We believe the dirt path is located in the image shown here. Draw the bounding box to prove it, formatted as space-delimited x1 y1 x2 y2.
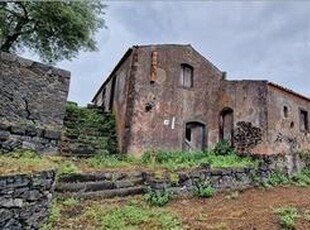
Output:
168 186 310 230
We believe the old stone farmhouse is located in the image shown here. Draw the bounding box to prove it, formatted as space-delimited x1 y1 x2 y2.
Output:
92 44 310 156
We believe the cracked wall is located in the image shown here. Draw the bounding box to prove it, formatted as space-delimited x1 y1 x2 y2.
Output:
0 52 70 153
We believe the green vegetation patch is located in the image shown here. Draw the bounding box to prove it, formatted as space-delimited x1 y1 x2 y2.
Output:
141 149 258 171
44 198 181 230
63 102 118 155
264 169 310 188
0 150 57 175
100 202 180 229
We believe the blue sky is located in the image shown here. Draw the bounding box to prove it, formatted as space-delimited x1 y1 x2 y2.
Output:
39 1 310 105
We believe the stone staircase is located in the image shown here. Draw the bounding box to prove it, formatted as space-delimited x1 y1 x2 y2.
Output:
55 171 146 198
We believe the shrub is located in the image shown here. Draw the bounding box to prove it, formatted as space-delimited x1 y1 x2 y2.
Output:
194 184 215 198
265 171 290 187
212 140 236 156
291 169 310 187
145 188 171 207
274 206 300 230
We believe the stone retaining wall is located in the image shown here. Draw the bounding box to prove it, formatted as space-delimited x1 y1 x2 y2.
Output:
0 170 56 229
0 52 70 153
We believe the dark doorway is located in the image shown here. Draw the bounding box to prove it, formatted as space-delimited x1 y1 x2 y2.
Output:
184 122 206 151
219 107 234 145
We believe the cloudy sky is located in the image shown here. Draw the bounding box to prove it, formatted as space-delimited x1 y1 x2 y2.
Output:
52 1 310 105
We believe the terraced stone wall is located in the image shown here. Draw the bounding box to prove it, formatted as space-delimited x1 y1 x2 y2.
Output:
0 170 56 229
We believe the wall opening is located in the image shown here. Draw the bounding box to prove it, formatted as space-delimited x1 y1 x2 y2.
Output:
184 121 206 151
109 76 117 111
180 64 193 88
300 109 309 131
283 106 288 118
219 107 234 145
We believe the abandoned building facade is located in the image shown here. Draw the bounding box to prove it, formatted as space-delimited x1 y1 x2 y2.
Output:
92 44 310 156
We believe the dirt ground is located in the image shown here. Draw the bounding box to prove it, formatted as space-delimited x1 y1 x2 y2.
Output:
56 186 310 230
169 186 310 230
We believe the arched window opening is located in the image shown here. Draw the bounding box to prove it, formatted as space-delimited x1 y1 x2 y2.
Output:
219 107 234 145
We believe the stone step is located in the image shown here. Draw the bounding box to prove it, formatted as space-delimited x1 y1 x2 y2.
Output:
75 186 145 199
57 171 144 183
55 178 144 193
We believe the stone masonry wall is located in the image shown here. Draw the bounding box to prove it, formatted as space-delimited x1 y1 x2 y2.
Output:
0 170 56 229
0 52 70 153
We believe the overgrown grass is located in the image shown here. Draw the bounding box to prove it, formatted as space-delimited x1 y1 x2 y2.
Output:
0 150 57 175
80 200 181 229
264 170 310 188
100 203 180 229
0 143 258 176
141 149 258 171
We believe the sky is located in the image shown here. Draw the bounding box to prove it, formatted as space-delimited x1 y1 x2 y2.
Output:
38 1 310 105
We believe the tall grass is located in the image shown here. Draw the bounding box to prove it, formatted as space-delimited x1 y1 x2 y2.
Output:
141 149 258 171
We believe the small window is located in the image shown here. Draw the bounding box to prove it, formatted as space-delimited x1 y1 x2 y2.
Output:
283 106 288 118
180 64 193 88
300 109 309 131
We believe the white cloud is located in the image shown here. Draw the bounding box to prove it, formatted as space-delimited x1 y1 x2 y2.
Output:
23 1 310 104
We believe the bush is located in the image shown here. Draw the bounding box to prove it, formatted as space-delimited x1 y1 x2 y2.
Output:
274 206 300 230
145 188 171 207
194 184 215 198
212 140 236 156
265 171 290 187
291 169 310 187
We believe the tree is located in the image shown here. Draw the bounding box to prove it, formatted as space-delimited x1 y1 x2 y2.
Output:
0 1 106 63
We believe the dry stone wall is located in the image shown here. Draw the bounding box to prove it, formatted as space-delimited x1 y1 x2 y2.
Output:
0 52 70 153
0 170 56 229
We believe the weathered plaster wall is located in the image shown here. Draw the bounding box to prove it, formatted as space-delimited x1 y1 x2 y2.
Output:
0 170 55 229
126 45 224 156
220 80 269 154
267 85 310 154
0 52 70 153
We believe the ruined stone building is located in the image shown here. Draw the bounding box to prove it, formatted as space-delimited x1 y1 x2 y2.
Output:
92 44 310 156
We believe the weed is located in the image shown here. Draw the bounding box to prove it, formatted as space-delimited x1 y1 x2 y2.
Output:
57 161 80 175
194 185 215 198
61 197 79 207
213 140 236 156
141 149 257 171
41 199 62 230
100 203 181 229
145 188 171 207
265 171 290 187
274 206 300 230
291 169 310 187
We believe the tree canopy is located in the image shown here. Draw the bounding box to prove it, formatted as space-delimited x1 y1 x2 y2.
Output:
0 1 106 63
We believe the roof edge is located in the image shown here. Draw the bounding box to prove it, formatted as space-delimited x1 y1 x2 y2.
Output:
268 82 310 102
91 47 133 103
